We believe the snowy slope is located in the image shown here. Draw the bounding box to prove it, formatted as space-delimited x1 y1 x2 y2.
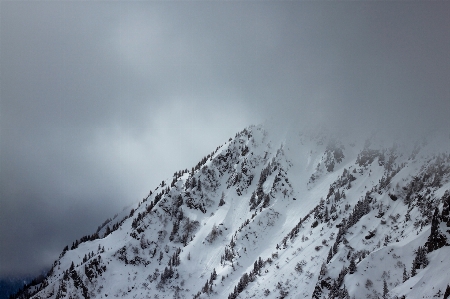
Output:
11 125 450 299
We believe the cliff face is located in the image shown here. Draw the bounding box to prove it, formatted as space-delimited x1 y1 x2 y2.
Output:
13 125 450 299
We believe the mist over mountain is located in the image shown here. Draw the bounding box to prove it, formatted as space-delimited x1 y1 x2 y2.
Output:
10 124 450 299
2 1 450 281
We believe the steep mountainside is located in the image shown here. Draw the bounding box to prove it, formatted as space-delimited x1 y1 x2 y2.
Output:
11 125 450 299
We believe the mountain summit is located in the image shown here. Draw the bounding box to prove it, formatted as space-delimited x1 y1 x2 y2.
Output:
12 125 450 299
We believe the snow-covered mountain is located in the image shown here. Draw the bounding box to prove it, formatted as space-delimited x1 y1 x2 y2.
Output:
11 125 450 299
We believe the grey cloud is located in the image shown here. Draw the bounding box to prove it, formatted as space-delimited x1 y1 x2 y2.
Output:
1 1 449 277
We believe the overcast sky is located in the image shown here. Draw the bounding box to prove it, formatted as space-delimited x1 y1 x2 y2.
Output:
1 1 449 278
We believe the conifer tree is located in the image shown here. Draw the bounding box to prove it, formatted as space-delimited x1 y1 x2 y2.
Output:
441 191 450 225
411 263 417 277
341 285 350 299
411 246 429 276
210 268 217 281
219 192 226 207
324 206 330 222
349 255 356 274
327 248 333 263
333 240 339 255
382 279 388 299
444 284 450 299
426 207 448 252
403 265 409 282
319 262 327 278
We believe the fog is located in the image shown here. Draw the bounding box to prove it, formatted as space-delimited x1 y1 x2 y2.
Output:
1 1 449 277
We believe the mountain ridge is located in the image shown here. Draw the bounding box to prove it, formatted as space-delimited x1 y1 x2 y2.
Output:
10 124 450 299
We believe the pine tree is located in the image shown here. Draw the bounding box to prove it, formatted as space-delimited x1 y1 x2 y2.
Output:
319 262 327 278
411 263 417 277
349 256 356 274
324 206 330 222
341 284 350 299
219 192 226 207
425 207 448 253
402 265 409 282
210 268 217 281
334 190 341 202
442 191 450 225
333 240 339 255
444 284 450 299
262 193 271 208
382 279 388 299
202 280 209 293
415 246 429 268
327 248 333 263
337 266 348 287
197 179 202 191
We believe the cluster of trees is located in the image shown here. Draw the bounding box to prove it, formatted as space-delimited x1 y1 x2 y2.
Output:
193 268 218 298
213 148 238 176
159 265 175 285
326 168 355 200
249 191 270 211
95 217 113 235
200 268 218 294
325 197 371 264
114 246 128 264
324 140 345 172
425 207 448 252
82 247 103 264
318 169 354 220
279 206 317 249
113 245 149 266
421 153 450 188
70 232 100 250
356 142 383 167
248 161 279 210
55 262 90 299
7 274 48 299
410 246 429 277
84 255 106 282
270 168 292 199
227 257 265 299
312 194 375 298
221 237 236 264
200 165 220 193
404 154 450 215
312 267 350 299
185 195 207 213
170 169 189 188
159 249 183 285
185 176 202 191
130 190 165 234
205 224 223 243
188 144 223 179
224 155 254 195
168 248 181 267
346 196 371 229
258 162 275 196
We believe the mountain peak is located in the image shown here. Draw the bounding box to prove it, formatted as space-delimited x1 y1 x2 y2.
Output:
12 125 450 299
